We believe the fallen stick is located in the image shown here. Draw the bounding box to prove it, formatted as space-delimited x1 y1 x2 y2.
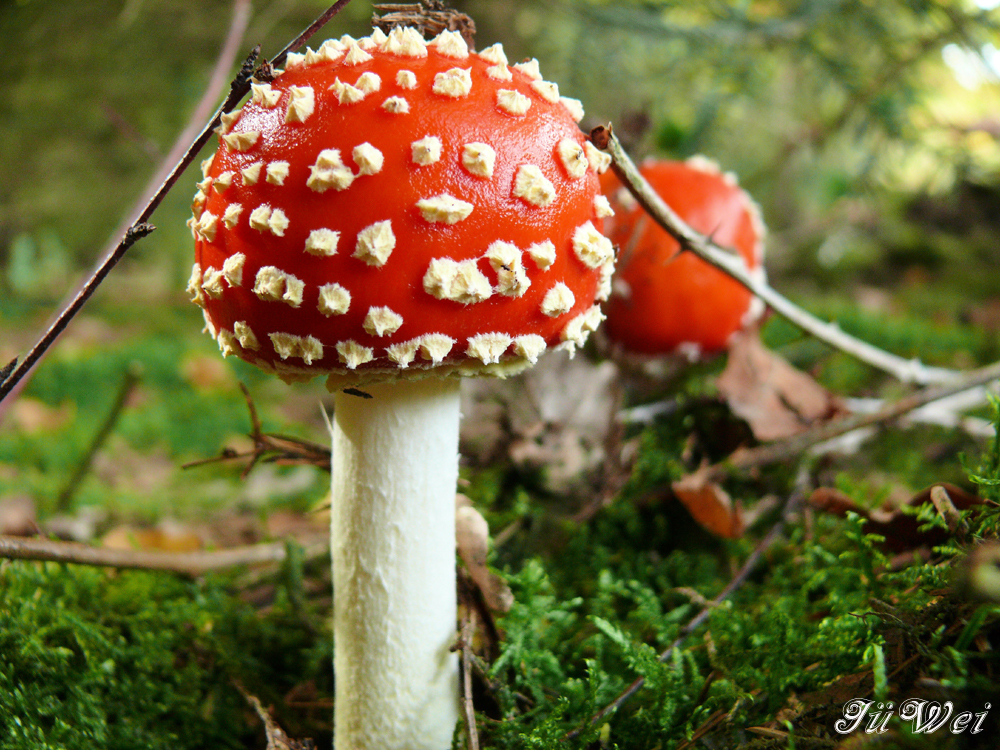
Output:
0 535 327 577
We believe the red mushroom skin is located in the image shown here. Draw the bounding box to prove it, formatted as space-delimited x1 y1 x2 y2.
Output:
601 157 766 358
189 29 614 388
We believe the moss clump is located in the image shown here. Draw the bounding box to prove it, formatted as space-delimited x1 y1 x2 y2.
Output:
0 559 331 749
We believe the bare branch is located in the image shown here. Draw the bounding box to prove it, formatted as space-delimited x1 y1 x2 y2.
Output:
270 0 356 69
593 127 959 386
182 383 331 474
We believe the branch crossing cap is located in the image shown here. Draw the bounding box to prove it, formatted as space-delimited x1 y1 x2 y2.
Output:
601 156 767 360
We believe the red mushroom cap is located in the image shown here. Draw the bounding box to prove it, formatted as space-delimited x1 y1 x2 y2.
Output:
188 28 614 388
601 157 766 359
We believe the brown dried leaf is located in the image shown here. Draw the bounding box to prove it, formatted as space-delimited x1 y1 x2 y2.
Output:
101 521 204 553
671 467 745 539
455 502 513 613
9 398 75 434
0 495 37 536
717 329 845 441
809 482 985 554
461 352 621 496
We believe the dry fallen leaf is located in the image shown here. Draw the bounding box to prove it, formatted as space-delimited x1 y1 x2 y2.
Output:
9 398 75 434
671 467 745 539
461 351 621 496
101 520 204 553
455 498 513 612
717 329 846 441
809 482 985 554
0 495 37 536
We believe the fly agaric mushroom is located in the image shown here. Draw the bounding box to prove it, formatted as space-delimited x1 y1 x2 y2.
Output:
188 27 613 750
601 157 766 360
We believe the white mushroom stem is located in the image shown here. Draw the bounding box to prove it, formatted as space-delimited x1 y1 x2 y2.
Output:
331 376 461 750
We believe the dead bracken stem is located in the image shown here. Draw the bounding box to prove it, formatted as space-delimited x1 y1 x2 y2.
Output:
0 0 357 407
593 125 961 387
460 610 481 750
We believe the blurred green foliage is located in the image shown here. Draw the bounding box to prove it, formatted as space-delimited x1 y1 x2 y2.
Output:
466 0 1000 296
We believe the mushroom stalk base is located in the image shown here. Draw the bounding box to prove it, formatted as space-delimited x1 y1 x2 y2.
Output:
332 377 461 750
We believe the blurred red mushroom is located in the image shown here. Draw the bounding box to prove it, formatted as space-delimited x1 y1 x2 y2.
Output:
188 26 613 749
601 156 766 360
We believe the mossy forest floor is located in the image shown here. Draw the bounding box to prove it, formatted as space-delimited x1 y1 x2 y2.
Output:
1 281 998 750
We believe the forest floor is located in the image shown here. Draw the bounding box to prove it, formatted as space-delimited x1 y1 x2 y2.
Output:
1 272 999 749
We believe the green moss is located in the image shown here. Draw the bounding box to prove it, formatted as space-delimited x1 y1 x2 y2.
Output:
0 557 331 749
470 397 1000 749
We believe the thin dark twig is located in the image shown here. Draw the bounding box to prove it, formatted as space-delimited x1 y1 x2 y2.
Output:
565 476 811 738
0 0 357 406
56 363 143 512
182 382 331 474
270 0 356 69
